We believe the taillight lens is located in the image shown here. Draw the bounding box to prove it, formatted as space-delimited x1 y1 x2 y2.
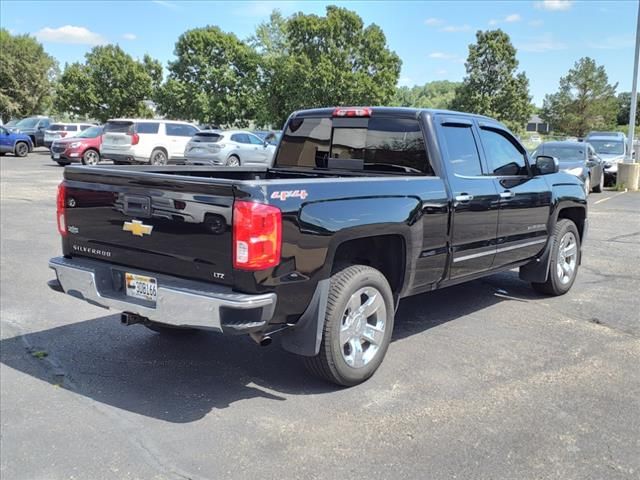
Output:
129 132 140 145
57 182 67 237
233 201 281 270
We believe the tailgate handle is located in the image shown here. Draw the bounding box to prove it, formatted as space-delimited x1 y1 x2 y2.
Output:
123 195 151 217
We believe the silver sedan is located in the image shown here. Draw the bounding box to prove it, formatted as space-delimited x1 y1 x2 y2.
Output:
184 130 276 167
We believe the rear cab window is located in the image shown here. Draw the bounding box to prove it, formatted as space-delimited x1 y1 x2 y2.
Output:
273 114 432 175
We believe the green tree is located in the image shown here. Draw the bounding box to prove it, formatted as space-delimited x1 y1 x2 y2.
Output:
616 92 640 126
452 29 532 132
541 57 618 137
156 26 260 126
0 29 57 121
393 81 460 109
55 45 157 122
252 6 402 127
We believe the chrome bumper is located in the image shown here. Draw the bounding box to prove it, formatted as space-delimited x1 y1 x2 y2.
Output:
48 256 277 333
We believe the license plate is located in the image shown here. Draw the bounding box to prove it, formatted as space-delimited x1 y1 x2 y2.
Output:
53 153 60 159
192 148 203 153
125 273 157 302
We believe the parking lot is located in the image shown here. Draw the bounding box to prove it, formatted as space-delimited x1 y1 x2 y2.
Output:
1 149 639 479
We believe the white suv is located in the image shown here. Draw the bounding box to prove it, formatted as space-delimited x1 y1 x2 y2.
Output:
100 119 199 165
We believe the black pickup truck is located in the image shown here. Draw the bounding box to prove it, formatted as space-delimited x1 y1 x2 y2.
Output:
49 107 588 386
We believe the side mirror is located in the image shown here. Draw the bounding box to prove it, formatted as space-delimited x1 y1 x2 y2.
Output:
535 155 559 175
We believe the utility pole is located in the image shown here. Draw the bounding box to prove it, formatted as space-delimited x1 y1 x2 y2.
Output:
626 0 640 163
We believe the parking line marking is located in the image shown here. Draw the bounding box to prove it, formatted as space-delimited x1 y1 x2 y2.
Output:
593 191 626 205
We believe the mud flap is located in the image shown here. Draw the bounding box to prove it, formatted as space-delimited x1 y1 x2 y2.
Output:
280 279 329 357
519 238 553 283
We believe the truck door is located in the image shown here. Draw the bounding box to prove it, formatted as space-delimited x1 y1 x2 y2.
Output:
437 117 500 279
476 124 551 268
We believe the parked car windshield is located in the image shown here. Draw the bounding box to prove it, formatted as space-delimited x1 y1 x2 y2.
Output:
193 132 223 143
76 126 103 138
16 118 39 128
589 140 624 155
535 145 585 163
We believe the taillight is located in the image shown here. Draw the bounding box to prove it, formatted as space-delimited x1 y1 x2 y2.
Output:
233 201 282 270
57 182 67 237
332 107 372 117
129 132 140 145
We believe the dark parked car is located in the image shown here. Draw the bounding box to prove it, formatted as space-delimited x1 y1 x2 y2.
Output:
9 116 52 147
49 107 587 386
0 126 33 157
533 141 604 194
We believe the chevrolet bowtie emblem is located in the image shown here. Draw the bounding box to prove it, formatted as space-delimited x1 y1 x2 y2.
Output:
123 220 153 237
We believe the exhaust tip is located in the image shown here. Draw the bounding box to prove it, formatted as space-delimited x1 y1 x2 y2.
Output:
250 332 272 347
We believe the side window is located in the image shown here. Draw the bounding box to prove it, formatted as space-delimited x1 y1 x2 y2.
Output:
81 124 92 130
480 128 528 176
136 122 160 134
232 134 250 144
0 127 7 135
166 123 197 137
40 119 50 128
248 134 264 145
440 124 483 176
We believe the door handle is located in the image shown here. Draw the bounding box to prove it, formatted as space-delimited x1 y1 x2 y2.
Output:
500 191 515 199
454 194 474 202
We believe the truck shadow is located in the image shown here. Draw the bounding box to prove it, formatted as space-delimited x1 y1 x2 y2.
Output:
0 271 540 423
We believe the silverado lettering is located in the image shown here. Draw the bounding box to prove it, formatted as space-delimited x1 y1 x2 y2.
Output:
49 107 587 386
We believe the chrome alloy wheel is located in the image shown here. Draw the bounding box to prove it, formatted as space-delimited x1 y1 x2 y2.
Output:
556 231 578 285
340 287 387 369
84 150 99 165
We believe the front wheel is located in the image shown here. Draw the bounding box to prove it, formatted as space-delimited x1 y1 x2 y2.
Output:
226 155 240 167
532 219 581 296
304 265 395 386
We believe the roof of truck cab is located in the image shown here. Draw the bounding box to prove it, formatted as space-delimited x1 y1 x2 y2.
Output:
291 106 502 124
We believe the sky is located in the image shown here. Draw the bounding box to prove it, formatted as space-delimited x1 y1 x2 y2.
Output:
1 0 638 106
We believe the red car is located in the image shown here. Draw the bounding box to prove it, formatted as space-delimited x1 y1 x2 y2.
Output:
51 126 103 166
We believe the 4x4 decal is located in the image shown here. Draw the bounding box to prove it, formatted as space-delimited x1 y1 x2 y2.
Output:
270 190 308 201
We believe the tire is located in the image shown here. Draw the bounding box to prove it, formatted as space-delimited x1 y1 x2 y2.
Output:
304 265 395 386
144 321 197 335
532 219 581 296
226 155 240 167
585 176 590 196
592 172 604 193
82 149 100 165
14 142 29 157
150 148 168 165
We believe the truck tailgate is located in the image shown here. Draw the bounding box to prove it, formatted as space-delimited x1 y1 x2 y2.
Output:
61 168 235 285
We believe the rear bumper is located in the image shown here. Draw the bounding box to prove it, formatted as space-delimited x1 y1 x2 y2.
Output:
48 256 277 333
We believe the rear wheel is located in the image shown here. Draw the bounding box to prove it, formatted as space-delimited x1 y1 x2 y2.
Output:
532 219 580 296
226 155 240 167
150 149 168 165
82 149 100 165
304 265 394 386
14 142 29 157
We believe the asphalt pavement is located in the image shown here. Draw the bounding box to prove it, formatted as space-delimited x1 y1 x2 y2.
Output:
1 150 639 479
